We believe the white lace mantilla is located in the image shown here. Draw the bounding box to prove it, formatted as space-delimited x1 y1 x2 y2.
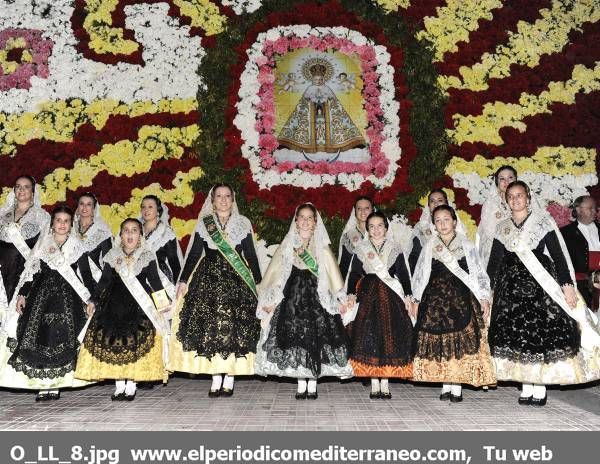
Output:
17 233 87 290
0 206 50 242
412 233 490 302
144 221 177 252
354 239 403 274
340 227 364 255
75 219 113 253
196 213 252 249
103 246 156 278
494 213 552 253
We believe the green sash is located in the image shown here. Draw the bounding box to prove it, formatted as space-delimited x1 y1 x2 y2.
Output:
203 215 256 296
297 248 319 277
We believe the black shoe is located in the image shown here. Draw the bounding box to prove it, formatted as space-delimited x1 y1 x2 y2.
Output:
518 396 533 405
380 391 392 400
450 393 463 403
439 391 452 401
531 395 547 407
220 387 234 397
306 392 318 400
208 389 221 398
124 392 136 401
35 392 49 402
295 391 307 400
47 392 60 401
111 392 126 401
369 391 381 399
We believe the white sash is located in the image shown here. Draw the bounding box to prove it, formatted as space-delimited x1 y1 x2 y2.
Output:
6 223 34 259
89 258 103 282
364 247 406 300
433 241 486 301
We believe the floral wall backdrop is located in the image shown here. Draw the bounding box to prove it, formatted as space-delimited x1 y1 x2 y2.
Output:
0 0 598 248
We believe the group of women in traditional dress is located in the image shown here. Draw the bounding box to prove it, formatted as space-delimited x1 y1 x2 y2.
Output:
0 170 599 407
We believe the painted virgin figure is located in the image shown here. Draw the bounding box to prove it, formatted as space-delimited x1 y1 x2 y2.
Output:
278 58 365 155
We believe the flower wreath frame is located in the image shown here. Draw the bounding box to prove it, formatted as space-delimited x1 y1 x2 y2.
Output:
193 0 449 246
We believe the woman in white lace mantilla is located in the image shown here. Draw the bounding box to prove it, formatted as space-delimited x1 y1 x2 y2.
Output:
346 211 414 399
0 206 92 401
255 203 352 399
338 196 374 283
487 181 600 406
477 165 517 268
73 192 113 290
411 205 496 402
0 175 50 320
140 195 182 287
168 185 262 397
408 189 466 273
75 218 171 401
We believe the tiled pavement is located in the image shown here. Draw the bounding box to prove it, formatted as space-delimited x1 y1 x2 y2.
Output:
0 376 598 431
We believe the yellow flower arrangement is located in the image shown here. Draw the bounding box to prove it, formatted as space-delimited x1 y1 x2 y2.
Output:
417 0 502 62
0 98 197 156
172 0 227 35
438 0 600 91
373 0 411 13
446 146 597 179
82 0 226 56
0 124 199 206
449 62 600 145
100 167 204 237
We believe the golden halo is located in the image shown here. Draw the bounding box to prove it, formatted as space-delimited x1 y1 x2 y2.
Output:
301 57 335 83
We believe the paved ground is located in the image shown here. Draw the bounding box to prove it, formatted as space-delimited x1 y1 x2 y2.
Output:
0 376 598 431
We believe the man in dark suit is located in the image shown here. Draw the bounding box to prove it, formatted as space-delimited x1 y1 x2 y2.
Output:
560 195 600 308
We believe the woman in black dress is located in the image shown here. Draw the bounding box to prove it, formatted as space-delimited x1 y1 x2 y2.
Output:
140 194 181 286
169 185 262 397
255 203 352 399
74 192 112 289
0 175 50 321
338 196 374 283
0 206 92 400
75 218 171 401
487 181 600 406
411 205 495 402
346 211 414 399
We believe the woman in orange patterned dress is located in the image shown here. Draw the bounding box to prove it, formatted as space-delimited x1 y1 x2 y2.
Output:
346 211 415 399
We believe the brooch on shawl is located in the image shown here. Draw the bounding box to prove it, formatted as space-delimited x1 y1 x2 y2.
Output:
367 251 375 260
48 246 57 254
206 222 217 233
496 211 503 219
435 244 443 253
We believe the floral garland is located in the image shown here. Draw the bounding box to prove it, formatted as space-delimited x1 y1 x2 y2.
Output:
236 26 400 191
195 0 449 245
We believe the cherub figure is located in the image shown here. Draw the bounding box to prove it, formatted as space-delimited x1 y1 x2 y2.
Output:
336 72 356 93
276 72 303 94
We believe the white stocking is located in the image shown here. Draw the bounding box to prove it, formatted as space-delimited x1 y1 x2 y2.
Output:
297 379 307 393
223 375 235 390
211 375 223 391
521 383 534 398
114 380 126 395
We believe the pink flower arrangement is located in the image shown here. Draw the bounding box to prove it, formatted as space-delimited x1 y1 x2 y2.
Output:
0 28 53 91
253 33 396 178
